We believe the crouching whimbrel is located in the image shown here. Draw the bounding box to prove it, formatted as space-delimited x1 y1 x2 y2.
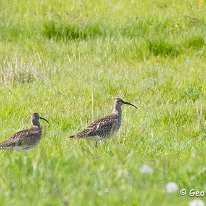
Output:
68 98 137 144
0 113 49 150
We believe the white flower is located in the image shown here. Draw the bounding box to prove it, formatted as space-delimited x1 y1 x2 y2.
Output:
189 200 205 206
140 165 153 174
166 182 179 193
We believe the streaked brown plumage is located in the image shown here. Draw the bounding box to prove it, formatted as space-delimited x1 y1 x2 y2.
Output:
0 113 49 150
69 98 137 142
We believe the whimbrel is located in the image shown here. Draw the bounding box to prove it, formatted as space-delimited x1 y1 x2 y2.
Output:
0 113 49 150
69 98 137 143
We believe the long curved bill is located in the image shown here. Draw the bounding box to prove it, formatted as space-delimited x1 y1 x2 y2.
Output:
40 117 49 124
123 101 138 109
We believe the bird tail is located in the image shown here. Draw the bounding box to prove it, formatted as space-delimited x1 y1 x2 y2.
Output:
0 144 11 150
68 135 75 139
0 141 10 149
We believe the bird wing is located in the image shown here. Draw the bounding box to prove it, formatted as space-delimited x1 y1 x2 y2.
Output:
0 128 40 149
77 114 118 137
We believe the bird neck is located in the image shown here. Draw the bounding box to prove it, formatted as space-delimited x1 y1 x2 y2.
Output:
113 104 122 117
32 120 41 128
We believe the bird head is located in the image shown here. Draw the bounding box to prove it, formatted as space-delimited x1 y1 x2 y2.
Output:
115 98 138 109
32 113 49 124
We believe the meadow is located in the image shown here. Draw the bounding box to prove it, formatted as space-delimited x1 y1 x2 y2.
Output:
0 0 206 205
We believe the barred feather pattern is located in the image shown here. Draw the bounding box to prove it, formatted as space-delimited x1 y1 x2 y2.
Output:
69 113 121 141
0 126 42 150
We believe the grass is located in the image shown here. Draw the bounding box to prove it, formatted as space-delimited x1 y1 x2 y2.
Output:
0 0 206 205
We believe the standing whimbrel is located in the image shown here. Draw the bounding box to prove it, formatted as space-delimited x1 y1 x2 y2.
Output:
0 113 49 150
69 98 137 142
